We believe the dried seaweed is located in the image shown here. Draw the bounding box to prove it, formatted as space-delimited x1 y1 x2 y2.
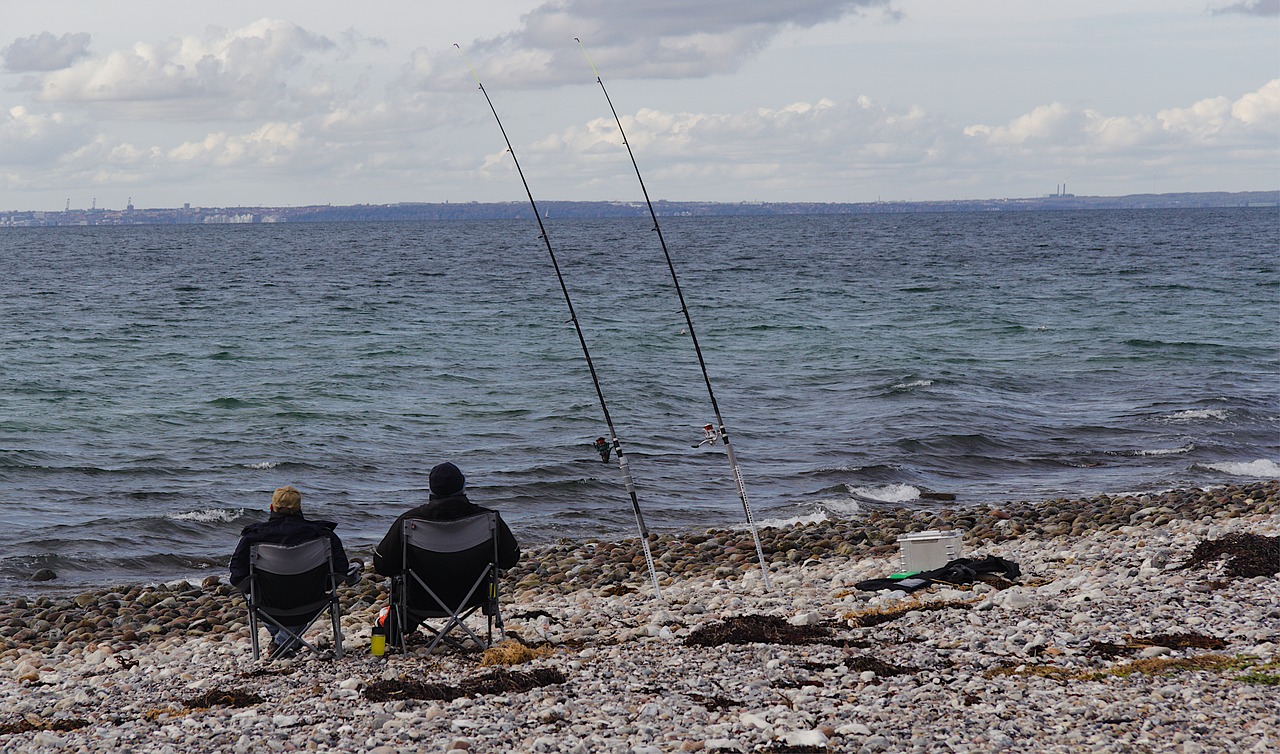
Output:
845 599 973 628
845 655 922 677
1087 641 1133 659
0 717 90 735
1176 533 1279 578
184 689 266 710
773 677 825 689
685 615 832 647
688 692 739 710
1128 632 1226 650
480 639 555 666
362 667 567 702
1108 654 1247 677
1090 632 1226 657
239 665 297 678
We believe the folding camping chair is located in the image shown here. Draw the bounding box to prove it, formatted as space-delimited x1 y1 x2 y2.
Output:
245 537 345 661
390 512 504 653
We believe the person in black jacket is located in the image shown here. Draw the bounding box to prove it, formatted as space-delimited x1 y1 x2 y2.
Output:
373 462 519 641
229 486 359 657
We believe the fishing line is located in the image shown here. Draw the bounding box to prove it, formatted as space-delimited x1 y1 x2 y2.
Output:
454 45 663 598
575 39 773 591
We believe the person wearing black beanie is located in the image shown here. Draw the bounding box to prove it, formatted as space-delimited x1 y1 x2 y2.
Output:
428 462 466 498
372 462 520 642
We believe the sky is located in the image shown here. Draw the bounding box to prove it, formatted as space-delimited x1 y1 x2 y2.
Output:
1 0 1277 210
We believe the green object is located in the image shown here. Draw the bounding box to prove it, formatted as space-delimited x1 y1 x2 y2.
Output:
888 572 920 580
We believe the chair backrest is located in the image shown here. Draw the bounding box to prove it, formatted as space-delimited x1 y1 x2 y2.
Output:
249 537 336 613
401 513 498 615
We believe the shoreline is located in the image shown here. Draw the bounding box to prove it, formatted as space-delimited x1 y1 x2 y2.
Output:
2 481 1277 752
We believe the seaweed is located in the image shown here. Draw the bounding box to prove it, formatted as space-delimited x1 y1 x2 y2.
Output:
688 692 739 710
845 655 922 677
1175 533 1279 578
480 639 556 666
1089 632 1226 657
0 717 90 736
685 615 831 647
1128 633 1226 650
183 689 266 710
362 667 567 702
773 677 825 689
844 599 973 628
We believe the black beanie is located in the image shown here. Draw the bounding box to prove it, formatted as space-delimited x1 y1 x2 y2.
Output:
429 462 466 497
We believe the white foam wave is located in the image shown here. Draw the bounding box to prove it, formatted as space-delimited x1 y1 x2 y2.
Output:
892 379 934 390
1203 459 1280 478
752 512 830 529
244 461 280 470
167 508 243 523
1134 444 1194 457
849 483 922 504
1164 409 1229 422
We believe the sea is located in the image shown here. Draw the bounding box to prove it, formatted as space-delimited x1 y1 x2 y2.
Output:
1 208 1277 594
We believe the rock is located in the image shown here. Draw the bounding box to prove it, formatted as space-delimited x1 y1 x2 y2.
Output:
31 568 57 582
788 611 822 626
782 729 829 746
838 722 873 736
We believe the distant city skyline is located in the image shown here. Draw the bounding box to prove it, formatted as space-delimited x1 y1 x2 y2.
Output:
2 1 1277 211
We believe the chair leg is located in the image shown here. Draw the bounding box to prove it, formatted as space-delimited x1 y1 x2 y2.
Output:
330 602 344 660
249 611 261 661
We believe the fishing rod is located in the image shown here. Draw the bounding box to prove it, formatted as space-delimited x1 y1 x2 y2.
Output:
575 39 773 591
454 45 662 598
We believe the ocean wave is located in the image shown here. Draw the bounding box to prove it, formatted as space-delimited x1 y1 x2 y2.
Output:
891 379 934 391
243 461 280 470
751 512 830 529
1163 409 1229 422
1126 444 1195 457
846 483 921 505
166 508 245 523
1199 459 1280 478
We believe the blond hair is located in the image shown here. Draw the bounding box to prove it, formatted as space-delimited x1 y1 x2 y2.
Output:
270 485 302 513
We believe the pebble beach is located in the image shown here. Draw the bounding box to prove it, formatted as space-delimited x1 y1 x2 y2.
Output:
2 481 1278 754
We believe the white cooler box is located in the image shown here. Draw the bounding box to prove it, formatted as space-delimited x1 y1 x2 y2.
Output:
897 529 964 572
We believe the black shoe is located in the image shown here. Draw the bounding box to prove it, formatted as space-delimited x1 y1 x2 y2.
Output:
268 639 299 659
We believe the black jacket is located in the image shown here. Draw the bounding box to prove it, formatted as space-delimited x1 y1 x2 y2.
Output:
373 493 519 576
228 511 351 589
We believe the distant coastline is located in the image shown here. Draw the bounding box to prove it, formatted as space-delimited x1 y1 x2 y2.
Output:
2 190 1276 227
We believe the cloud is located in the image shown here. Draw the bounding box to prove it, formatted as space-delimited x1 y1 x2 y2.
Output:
413 0 898 89
964 80 1278 152
32 19 337 120
0 105 87 165
1209 0 1279 16
1 32 92 73
505 92 950 199
167 122 305 168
